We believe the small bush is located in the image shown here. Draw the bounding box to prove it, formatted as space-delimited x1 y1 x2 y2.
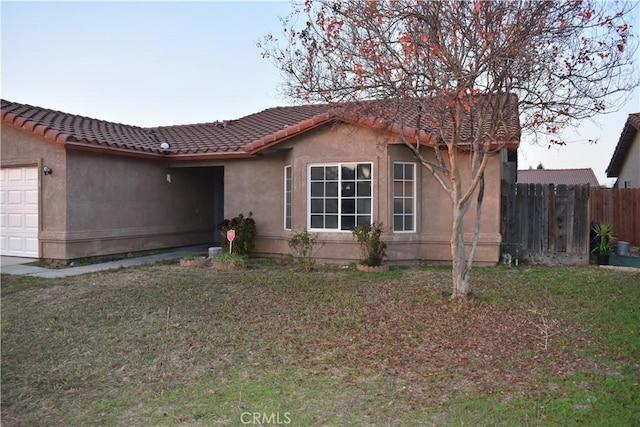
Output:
219 212 256 256
288 229 321 271
212 252 246 270
352 222 387 267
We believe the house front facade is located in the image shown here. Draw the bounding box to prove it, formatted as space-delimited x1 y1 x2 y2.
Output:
1 99 519 264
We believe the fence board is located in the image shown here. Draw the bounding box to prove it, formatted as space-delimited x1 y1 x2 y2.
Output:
590 188 640 246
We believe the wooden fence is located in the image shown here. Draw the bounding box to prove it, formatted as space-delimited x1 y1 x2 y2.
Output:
501 183 590 264
501 184 640 264
590 188 640 247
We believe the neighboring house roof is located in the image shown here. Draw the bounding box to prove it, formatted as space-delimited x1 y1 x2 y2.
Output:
1 96 520 161
517 168 600 187
606 112 640 177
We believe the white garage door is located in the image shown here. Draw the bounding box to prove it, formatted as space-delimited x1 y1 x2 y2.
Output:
0 167 39 257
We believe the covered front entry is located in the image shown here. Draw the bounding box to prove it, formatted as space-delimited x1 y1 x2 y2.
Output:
0 166 39 257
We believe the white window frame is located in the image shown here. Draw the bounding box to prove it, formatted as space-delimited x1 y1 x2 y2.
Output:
307 162 373 232
392 162 416 233
284 165 292 230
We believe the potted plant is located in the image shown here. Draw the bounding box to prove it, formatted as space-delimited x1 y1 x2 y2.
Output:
591 222 614 265
352 221 388 272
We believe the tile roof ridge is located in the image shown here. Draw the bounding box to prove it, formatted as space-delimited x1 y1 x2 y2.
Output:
149 119 237 131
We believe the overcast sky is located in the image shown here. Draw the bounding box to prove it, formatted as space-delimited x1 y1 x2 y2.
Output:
2 1 639 185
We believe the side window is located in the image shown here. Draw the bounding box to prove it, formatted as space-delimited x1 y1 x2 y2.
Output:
284 165 292 230
393 162 415 232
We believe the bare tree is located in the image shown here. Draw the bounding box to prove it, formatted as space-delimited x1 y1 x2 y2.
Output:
260 0 638 298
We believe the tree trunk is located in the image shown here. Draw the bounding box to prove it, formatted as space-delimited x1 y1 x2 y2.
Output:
451 205 470 299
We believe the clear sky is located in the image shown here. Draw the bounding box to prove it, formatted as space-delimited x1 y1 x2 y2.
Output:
2 1 639 185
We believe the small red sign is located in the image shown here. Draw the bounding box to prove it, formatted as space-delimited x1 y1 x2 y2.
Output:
226 229 236 242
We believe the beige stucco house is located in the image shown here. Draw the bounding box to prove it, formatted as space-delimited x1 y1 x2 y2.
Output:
1 98 519 264
607 112 640 188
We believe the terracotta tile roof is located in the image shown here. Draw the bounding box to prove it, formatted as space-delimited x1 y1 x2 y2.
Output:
1 96 520 160
155 104 333 155
606 112 640 177
1 99 333 158
0 99 158 152
518 168 600 186
348 94 521 147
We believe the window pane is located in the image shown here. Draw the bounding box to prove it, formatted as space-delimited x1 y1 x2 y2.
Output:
405 164 413 180
357 198 371 214
342 165 355 180
394 182 404 196
311 198 324 213
405 197 414 214
311 182 324 197
404 182 413 195
326 182 338 197
357 181 371 197
326 166 338 180
342 182 355 197
357 215 371 227
357 164 371 179
342 199 355 214
326 198 338 213
311 215 323 228
394 198 404 214
326 215 338 229
341 215 355 230
405 215 414 230
394 163 403 178
311 167 324 180
394 215 403 231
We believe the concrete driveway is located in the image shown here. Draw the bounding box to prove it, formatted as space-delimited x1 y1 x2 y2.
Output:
0 245 209 278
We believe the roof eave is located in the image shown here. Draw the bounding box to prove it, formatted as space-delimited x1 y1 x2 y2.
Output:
606 120 638 177
65 141 255 161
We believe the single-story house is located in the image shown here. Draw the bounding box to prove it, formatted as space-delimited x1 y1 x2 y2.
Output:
606 112 640 188
517 168 600 187
1 98 519 264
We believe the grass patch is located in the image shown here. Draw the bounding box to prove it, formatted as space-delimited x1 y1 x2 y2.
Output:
1 262 639 425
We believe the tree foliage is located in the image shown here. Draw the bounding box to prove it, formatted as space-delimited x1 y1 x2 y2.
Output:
260 0 638 298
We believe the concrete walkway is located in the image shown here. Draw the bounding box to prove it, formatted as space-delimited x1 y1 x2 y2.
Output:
0 245 209 278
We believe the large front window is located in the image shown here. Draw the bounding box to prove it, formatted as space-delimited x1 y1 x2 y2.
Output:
308 163 372 231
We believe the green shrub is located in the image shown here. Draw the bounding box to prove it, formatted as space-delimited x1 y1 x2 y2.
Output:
214 252 246 269
352 221 387 266
288 229 321 271
219 212 257 256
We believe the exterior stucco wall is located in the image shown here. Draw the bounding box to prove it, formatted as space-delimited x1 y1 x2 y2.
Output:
617 132 640 188
1 125 67 258
224 123 501 265
64 150 221 259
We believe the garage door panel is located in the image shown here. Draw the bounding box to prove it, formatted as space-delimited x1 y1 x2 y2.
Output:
8 190 23 204
25 238 39 253
25 213 38 228
25 168 38 181
0 167 39 257
25 189 38 205
7 168 23 181
8 213 23 228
